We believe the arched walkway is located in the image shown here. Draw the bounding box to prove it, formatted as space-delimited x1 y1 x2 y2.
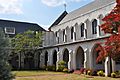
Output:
75 46 84 69
63 48 69 68
53 50 57 66
91 44 104 70
45 51 48 66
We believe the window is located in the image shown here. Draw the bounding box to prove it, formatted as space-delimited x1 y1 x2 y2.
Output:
55 32 57 37
92 19 97 34
81 23 84 37
63 29 65 41
71 27 74 39
5 27 15 34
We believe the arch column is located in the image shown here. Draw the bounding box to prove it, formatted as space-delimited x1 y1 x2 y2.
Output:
105 57 111 76
40 53 44 68
73 27 76 42
68 50 73 71
50 54 53 66
84 23 87 39
73 32 76 42
97 19 100 37
56 51 60 70
112 59 116 72
84 48 88 69
47 53 51 66
73 51 76 70
89 49 93 69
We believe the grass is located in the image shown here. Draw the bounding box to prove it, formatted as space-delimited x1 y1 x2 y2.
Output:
13 71 120 80
13 71 64 77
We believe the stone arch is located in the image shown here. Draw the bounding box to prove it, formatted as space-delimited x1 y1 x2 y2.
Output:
44 51 48 66
52 50 57 66
62 48 69 68
75 46 84 69
91 44 104 70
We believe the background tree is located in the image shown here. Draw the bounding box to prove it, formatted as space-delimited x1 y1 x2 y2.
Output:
97 0 120 62
12 30 42 53
0 29 13 80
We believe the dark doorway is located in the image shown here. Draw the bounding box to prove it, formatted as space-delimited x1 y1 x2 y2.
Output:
63 49 69 68
45 51 48 66
53 50 57 66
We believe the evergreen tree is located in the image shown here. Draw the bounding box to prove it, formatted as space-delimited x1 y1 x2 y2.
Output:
0 29 13 80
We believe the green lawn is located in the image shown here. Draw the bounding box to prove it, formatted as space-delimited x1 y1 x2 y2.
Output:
13 71 120 80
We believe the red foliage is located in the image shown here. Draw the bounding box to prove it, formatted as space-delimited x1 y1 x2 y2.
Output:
96 0 120 62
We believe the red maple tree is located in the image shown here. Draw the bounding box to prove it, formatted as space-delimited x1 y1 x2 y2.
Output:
96 0 120 63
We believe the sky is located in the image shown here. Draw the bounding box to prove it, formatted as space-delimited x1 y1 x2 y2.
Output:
0 0 93 30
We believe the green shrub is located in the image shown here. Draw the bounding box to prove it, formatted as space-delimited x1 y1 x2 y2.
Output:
57 60 66 72
63 68 68 72
97 70 104 76
46 65 56 71
111 72 116 78
58 60 66 65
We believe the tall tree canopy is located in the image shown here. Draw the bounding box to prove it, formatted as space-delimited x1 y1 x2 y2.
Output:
96 0 120 62
0 29 13 80
12 30 42 53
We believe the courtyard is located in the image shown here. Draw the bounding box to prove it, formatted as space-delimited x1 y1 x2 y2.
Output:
13 71 120 80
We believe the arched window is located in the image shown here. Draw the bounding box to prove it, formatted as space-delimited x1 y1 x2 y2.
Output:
81 23 84 37
55 31 57 37
71 27 74 39
92 19 97 34
63 29 65 41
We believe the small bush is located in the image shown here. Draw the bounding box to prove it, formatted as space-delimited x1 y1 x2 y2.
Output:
57 60 66 72
97 70 104 76
87 70 92 76
46 65 56 71
63 68 68 73
58 61 66 65
111 72 116 78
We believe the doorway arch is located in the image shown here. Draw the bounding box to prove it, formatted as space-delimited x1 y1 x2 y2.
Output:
63 48 69 68
91 44 104 70
75 46 84 69
53 50 57 66
44 51 48 66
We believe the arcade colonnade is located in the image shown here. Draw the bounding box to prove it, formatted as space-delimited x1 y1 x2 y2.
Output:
40 39 120 76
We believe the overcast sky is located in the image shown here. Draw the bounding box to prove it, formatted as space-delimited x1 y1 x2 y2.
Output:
0 0 93 30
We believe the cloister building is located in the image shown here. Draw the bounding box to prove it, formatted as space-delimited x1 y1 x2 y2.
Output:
40 0 120 76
